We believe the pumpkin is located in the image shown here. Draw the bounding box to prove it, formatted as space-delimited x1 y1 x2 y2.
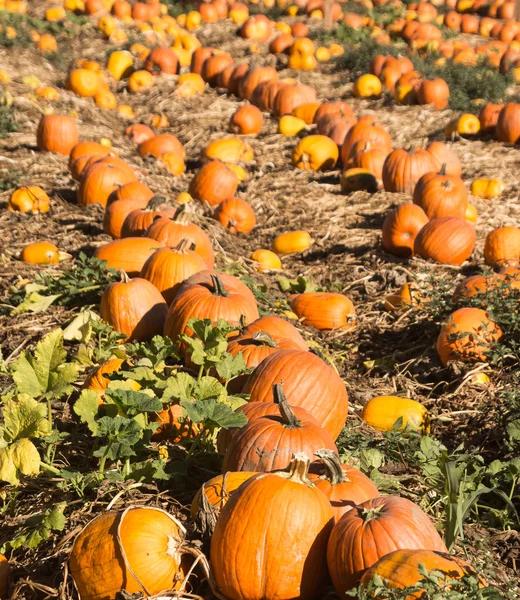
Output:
69 141 114 172
273 84 317 117
290 292 356 331
360 549 485 593
269 33 294 54
138 134 185 160
214 197 256 235
230 105 263 135
128 70 154 93
69 507 193 600
314 101 354 125
278 115 308 136
238 66 279 100
471 178 504 199
484 226 520 266
252 81 287 112
226 63 249 95
103 197 151 240
108 181 155 207
381 203 429 258
412 164 467 219
251 249 282 271
327 496 448 593
210 454 334 600
145 211 215 268
417 78 450 109
414 217 475 266
201 52 234 86
125 124 155 146
223 384 337 472
242 315 308 350
191 471 257 534
453 273 507 302
37 114 79 155
309 449 379 523
496 103 520 144
437 307 502 366
341 118 392 164
94 237 165 277
345 141 387 181
78 162 137 207
175 73 205 97
203 138 254 164
140 241 208 304
83 357 124 398
239 14 273 41
244 349 348 440
164 272 259 341
292 135 339 171
353 73 382 97
21 242 59 265
121 196 176 238
362 396 430 433
316 116 355 148
0 554 9 600
8 186 50 214
383 147 439 195
67 68 100 97
479 102 504 135
100 273 168 342
189 160 239 206
426 141 462 177
151 402 199 443
272 230 312 254
144 46 178 75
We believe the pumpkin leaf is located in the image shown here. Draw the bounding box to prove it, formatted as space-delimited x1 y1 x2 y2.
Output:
73 390 100 435
93 416 141 461
11 286 61 315
11 329 79 399
104 389 162 418
195 376 226 401
215 352 249 382
162 372 195 404
63 310 101 342
180 398 247 430
0 503 66 553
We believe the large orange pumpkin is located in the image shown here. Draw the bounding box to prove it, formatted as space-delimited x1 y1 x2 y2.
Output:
484 226 520 267
437 307 502 366
214 197 256 234
144 47 179 75
238 66 279 100
243 349 348 440
383 147 438 195
382 203 429 258
94 237 165 277
242 315 308 350
412 164 467 219
121 196 176 238
414 217 475 266
341 118 392 164
37 114 79 155
78 162 137 207
426 141 462 177
272 84 317 117
290 292 356 330
210 454 334 600
496 102 520 144
69 507 192 600
188 160 239 206
327 496 448 593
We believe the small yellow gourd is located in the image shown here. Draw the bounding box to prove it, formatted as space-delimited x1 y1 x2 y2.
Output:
272 231 312 255
362 396 430 433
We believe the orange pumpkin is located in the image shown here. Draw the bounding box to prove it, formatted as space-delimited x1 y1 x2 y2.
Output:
496 103 520 144
426 141 462 177
78 161 137 207
292 135 339 171
229 105 263 135
381 203 429 257
121 196 176 238
188 160 239 207
138 134 185 160
414 217 476 266
484 226 520 267
8 186 51 214
383 147 439 195
238 66 279 100
417 78 450 109
94 237 165 277
272 84 317 117
341 118 392 164
125 123 155 144
144 47 179 75
37 114 79 155
290 292 356 331
214 197 256 234
412 164 467 219
21 242 60 265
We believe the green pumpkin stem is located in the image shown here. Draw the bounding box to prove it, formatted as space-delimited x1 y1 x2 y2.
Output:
273 384 301 428
211 274 229 297
145 194 168 211
315 449 350 485
251 330 278 347
360 504 383 522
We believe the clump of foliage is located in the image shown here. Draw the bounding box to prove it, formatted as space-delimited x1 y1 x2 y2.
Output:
0 105 19 139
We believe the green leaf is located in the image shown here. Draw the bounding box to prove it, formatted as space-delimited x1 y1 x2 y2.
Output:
215 352 248 381
12 290 61 315
0 438 41 485
196 376 226 401
1 503 66 552
1 394 50 442
507 420 520 444
94 417 142 461
104 389 162 417
162 372 195 404
63 310 101 342
180 398 247 429
73 390 100 434
358 448 384 473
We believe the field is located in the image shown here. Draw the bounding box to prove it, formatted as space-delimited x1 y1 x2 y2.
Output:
1 0 520 599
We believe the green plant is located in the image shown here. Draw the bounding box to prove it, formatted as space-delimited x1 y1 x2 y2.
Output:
0 503 66 553
0 106 19 140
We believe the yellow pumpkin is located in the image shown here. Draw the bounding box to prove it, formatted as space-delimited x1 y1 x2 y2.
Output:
444 113 480 137
278 115 307 136
292 135 338 171
203 138 254 163
353 74 382 98
251 249 282 271
471 178 504 199
340 168 378 193
8 186 50 214
67 68 100 97
272 230 312 255
106 50 134 80
315 47 331 62
20 242 60 265
362 396 430 433
465 203 478 223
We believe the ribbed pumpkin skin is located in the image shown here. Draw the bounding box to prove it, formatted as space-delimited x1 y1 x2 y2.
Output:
178 270 258 309
496 102 520 144
292 135 339 171
69 508 188 600
214 197 256 234
238 66 278 100
107 181 154 206
37 114 79 155
104 198 150 239
222 408 337 472
210 468 334 600
243 350 348 440
121 204 177 238
145 216 215 268
100 278 168 342
382 203 429 258
228 333 304 372
242 316 308 350
78 163 137 207
360 549 482 592
308 463 379 523
164 273 259 342
188 160 239 206
414 217 476 266
140 246 208 304
484 226 520 266
413 168 467 219
341 119 392 164
94 238 165 277
273 84 317 117
327 496 448 593
290 292 356 330
346 143 387 180
383 147 438 195
426 141 462 177
83 357 124 395
436 307 502 366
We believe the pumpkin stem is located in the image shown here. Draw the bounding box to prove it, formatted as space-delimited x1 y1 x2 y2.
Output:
195 481 220 536
251 330 278 347
360 505 383 522
173 238 194 253
283 452 312 484
273 383 301 428
239 314 247 331
118 269 130 283
439 163 447 176
145 194 168 211
210 274 229 297
173 203 190 224
315 448 350 485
